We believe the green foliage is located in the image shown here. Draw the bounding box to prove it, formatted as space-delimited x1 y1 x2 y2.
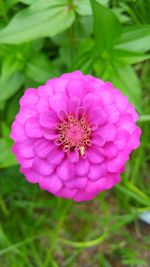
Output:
0 0 75 44
90 0 122 53
116 25 150 53
0 0 150 266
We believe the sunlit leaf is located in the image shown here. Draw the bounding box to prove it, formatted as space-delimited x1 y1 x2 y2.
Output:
0 0 75 44
116 25 150 52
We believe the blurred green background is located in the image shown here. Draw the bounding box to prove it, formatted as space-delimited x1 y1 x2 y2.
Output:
0 0 150 266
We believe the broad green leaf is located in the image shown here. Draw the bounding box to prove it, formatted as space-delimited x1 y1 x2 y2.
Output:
25 53 59 83
0 0 75 44
115 25 150 53
0 138 17 168
90 0 122 54
75 0 92 16
111 64 141 112
75 0 109 16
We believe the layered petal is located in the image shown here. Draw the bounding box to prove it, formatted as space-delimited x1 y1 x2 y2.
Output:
25 118 43 138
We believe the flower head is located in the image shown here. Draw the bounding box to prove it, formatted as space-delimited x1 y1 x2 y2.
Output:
10 71 141 202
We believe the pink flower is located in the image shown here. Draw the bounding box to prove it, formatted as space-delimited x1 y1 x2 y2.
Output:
10 71 141 202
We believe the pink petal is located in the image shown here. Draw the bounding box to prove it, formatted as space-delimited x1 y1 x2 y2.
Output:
102 143 118 159
67 97 80 114
25 118 43 138
49 93 67 114
87 147 104 163
21 159 33 168
67 79 84 99
100 124 117 141
114 129 129 150
104 104 120 123
99 90 114 105
118 114 136 134
18 139 35 158
88 162 107 180
16 107 38 124
105 174 120 189
20 89 39 106
43 129 59 140
88 108 107 126
21 167 43 183
52 77 69 94
74 191 95 202
57 186 77 199
128 127 141 150
65 177 87 190
125 103 139 122
33 158 55 176
114 89 128 112
10 121 27 142
75 106 86 119
68 149 79 163
57 159 74 181
47 147 65 165
85 178 106 194
61 70 83 80
107 152 129 172
34 138 54 158
82 93 102 110
39 174 62 193
75 159 90 176
39 111 58 128
38 83 54 96
36 95 50 113
92 133 105 147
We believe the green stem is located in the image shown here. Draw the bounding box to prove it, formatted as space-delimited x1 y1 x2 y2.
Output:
139 114 150 122
59 232 108 248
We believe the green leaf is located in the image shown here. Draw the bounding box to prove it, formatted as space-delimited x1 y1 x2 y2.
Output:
0 0 75 44
75 0 109 16
69 38 94 73
115 25 150 53
111 64 142 112
90 0 122 54
0 138 17 168
0 72 25 101
75 0 92 16
113 49 150 65
25 53 59 84
19 0 36 4
0 46 29 101
4 0 19 10
1 53 23 81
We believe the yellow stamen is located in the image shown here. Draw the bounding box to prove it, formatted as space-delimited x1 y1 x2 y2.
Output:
79 146 85 156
